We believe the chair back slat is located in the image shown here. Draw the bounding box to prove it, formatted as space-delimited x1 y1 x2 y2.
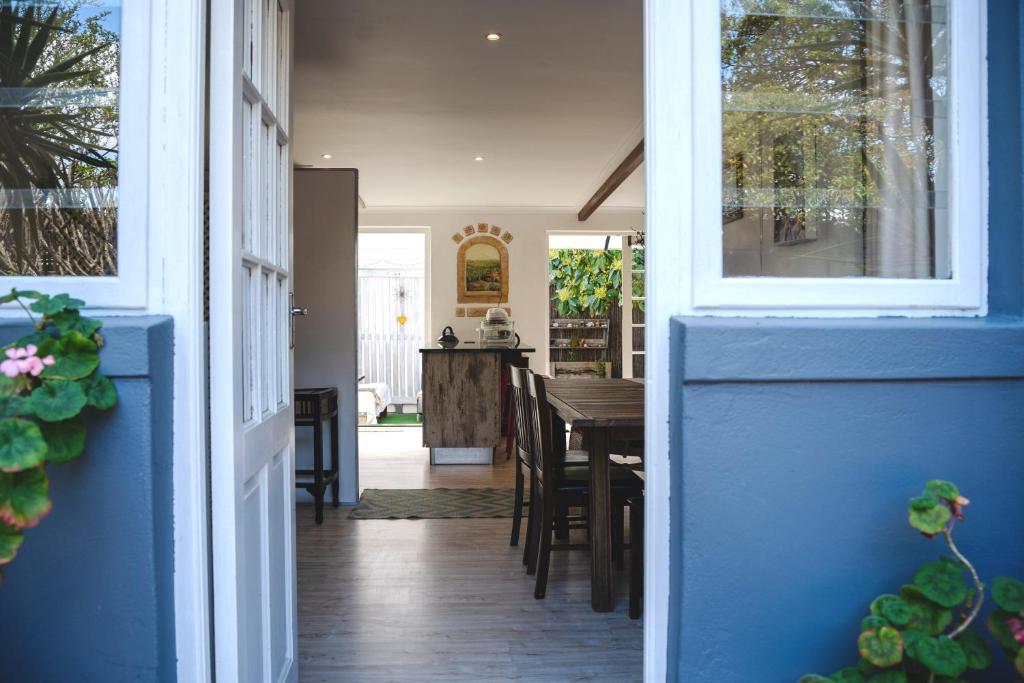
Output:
508 365 532 467
525 371 555 482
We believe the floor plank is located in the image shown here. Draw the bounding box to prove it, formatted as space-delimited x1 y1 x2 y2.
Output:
297 427 643 682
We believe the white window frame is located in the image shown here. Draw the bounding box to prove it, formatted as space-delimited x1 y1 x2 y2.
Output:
690 1 987 317
0 1 151 310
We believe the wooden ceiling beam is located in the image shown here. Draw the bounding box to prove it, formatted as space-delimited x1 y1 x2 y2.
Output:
577 139 644 222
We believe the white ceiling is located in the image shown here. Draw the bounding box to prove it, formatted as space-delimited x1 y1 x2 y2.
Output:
293 0 645 210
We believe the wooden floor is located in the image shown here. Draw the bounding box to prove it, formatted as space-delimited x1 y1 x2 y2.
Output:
297 427 643 682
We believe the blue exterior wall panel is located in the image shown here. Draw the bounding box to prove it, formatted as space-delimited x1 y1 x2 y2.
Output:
0 317 175 683
670 2 1024 680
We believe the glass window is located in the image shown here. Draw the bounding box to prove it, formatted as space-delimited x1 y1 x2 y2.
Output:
721 1 949 279
0 1 121 276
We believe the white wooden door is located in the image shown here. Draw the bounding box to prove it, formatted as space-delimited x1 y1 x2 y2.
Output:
209 0 296 681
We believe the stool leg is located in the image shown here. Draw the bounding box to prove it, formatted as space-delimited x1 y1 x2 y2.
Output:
313 418 324 525
613 503 625 571
330 413 340 507
629 499 644 620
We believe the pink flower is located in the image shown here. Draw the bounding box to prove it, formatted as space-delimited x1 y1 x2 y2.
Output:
0 360 20 378
24 357 44 377
42 355 54 367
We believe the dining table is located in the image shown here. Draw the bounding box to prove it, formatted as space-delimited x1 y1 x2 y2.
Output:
543 378 645 612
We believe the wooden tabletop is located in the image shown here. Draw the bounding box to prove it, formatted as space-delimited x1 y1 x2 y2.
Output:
544 378 645 428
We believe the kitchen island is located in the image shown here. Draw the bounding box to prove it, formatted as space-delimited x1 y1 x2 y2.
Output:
420 344 535 464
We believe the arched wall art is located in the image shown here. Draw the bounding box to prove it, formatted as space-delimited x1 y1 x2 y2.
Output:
454 224 512 304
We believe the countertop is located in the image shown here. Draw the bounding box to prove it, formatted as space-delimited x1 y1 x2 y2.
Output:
420 344 536 353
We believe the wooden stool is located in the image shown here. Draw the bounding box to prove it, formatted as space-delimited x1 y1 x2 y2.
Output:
295 387 340 524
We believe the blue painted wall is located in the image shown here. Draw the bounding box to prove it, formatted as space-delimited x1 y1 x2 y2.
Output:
0 317 176 683
669 3 1024 680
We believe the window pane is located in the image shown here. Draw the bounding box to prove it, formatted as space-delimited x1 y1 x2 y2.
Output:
721 1 950 279
0 1 121 276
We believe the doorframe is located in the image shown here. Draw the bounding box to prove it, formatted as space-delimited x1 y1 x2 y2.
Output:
170 1 678 680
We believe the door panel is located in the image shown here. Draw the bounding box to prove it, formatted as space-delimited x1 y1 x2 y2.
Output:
210 0 296 681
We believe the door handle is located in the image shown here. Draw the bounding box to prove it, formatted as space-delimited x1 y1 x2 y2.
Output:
289 293 307 349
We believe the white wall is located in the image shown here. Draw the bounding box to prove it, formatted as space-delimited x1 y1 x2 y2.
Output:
361 208 644 373
293 169 360 504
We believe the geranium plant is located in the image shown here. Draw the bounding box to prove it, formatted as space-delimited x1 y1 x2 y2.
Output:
0 289 116 582
800 480 1024 682
549 248 644 317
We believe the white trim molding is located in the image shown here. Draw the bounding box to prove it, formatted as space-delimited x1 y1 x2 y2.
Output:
690 1 987 317
0 1 152 310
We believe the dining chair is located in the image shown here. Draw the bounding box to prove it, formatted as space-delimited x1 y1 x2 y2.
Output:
627 494 644 619
508 365 532 550
525 371 644 600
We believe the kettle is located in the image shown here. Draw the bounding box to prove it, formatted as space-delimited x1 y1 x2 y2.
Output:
437 325 459 349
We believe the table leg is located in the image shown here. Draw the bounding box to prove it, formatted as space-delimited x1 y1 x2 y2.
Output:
587 426 613 612
330 413 340 507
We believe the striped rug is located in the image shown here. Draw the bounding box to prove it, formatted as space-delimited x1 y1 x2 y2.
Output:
347 488 515 520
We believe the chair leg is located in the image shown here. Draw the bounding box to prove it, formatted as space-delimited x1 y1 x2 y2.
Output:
524 475 538 570
555 500 570 540
329 413 340 507
613 502 625 571
534 494 553 599
313 418 325 525
629 497 644 620
510 465 524 546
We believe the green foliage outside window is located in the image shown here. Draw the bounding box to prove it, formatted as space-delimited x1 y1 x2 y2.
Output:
549 248 644 317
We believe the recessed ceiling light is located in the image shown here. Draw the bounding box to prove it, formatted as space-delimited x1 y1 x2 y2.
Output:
474 155 485 162
321 153 332 159
485 32 502 42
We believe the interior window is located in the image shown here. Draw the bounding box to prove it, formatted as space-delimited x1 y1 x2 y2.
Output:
0 1 121 276
721 0 949 279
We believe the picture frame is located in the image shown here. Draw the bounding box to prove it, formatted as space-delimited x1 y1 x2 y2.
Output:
457 235 509 304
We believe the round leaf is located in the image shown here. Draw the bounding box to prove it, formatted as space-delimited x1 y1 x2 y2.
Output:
908 504 950 535
909 493 939 511
26 381 87 422
0 467 51 528
829 669 865 683
954 629 990 670
902 629 927 660
30 293 85 316
0 418 47 472
42 331 99 381
986 608 1020 652
858 627 903 668
901 585 953 635
861 615 889 632
797 676 831 683
914 560 968 608
914 636 967 677
83 373 116 410
40 418 86 464
992 576 1024 612
871 595 912 626
868 671 905 683
0 520 24 565
924 480 959 502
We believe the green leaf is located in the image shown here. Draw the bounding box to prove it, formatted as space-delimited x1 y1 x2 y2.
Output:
42 331 99 380
908 504 950 535
82 373 116 410
797 676 831 683
914 636 967 677
902 629 927 660
924 480 959 502
48 309 101 337
39 418 85 464
858 627 903 668
26 380 87 422
1015 648 1024 677
992 576 1024 612
29 292 85 316
987 608 1022 652
867 671 905 683
861 615 889 632
909 493 939 511
0 520 24 565
900 585 953 635
0 467 51 528
914 561 968 608
871 595 912 626
954 629 990 670
0 418 47 472
829 669 866 683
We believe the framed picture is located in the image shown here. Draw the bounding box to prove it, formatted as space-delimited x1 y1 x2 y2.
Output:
457 235 509 304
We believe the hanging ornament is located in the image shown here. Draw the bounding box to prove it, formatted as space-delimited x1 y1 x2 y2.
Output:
396 284 408 326
397 315 408 326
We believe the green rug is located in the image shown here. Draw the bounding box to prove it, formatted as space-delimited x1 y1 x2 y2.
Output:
347 488 514 520
376 413 422 425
